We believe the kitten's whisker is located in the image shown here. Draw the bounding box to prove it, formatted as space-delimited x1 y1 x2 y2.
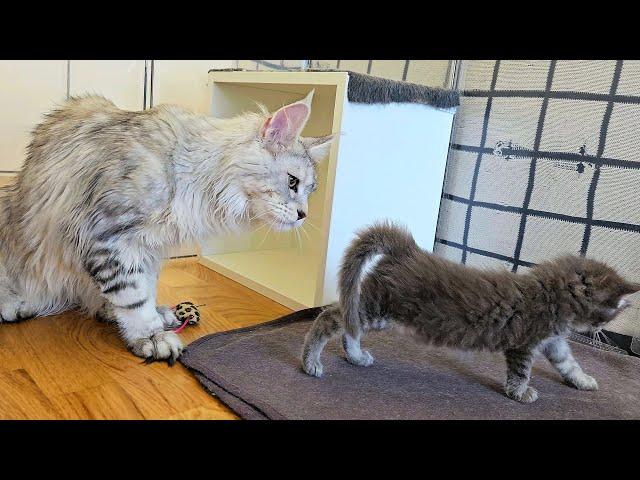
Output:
599 330 617 347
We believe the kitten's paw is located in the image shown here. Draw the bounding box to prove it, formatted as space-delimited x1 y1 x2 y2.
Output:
567 373 598 391
157 305 181 329
130 331 184 365
519 387 539 403
506 386 539 403
302 357 324 377
346 350 374 367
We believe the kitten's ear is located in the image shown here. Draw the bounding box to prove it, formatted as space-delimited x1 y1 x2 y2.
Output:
260 90 314 150
622 281 640 295
301 134 336 163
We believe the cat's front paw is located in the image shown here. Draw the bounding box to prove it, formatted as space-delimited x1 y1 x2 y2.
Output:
157 305 181 329
130 331 184 365
506 386 539 403
566 372 598 391
0 298 35 323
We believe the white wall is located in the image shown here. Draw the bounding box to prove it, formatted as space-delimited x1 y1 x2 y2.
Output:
0 61 67 172
0 60 235 173
69 60 146 111
152 60 235 113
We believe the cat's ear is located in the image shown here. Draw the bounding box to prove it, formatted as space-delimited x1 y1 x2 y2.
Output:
301 134 336 163
260 90 314 150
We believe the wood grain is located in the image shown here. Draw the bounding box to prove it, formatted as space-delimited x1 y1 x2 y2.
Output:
0 257 291 419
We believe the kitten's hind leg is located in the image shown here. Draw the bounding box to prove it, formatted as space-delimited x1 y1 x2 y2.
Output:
342 327 374 368
504 348 538 403
541 336 598 391
302 304 343 377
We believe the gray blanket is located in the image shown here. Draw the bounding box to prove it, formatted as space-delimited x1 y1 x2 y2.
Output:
180 308 640 420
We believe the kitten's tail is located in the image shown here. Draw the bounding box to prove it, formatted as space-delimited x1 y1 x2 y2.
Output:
339 221 418 338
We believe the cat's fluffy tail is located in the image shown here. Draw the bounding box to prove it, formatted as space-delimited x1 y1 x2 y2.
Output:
339 221 418 338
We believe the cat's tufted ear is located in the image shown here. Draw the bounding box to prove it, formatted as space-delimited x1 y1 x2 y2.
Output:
260 90 314 150
301 134 336 163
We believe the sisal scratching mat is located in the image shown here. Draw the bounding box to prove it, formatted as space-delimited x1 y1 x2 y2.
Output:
180 308 640 420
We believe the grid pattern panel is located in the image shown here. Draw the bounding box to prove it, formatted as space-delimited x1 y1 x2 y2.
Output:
434 60 640 337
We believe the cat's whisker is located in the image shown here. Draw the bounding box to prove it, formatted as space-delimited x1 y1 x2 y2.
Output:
295 227 303 251
248 211 270 223
305 220 321 232
257 219 276 250
252 221 270 233
300 223 312 244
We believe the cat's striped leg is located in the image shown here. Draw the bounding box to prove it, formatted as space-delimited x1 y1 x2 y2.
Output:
84 246 183 364
504 348 538 403
93 289 180 329
541 336 598 391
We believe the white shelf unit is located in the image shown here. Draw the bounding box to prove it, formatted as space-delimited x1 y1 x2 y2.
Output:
199 71 455 310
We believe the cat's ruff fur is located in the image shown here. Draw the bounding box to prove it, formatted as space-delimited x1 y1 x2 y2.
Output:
0 93 333 363
302 222 639 403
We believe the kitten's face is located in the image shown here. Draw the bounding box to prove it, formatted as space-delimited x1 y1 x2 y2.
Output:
564 258 640 333
242 92 333 231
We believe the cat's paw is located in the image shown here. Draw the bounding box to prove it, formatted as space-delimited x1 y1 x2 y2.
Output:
0 298 35 323
506 386 539 403
157 305 181 329
130 331 184 365
346 349 374 367
95 303 117 323
302 357 324 377
567 372 598 391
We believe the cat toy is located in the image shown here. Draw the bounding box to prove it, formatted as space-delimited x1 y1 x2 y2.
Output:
171 301 205 334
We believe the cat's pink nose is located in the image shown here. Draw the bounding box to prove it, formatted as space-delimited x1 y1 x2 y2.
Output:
297 210 306 220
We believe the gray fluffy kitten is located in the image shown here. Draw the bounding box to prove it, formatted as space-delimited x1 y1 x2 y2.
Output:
302 222 639 403
0 93 333 363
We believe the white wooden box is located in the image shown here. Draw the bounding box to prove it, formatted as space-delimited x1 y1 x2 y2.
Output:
199 71 456 310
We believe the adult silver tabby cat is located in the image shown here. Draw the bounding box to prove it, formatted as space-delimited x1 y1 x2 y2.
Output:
0 91 333 363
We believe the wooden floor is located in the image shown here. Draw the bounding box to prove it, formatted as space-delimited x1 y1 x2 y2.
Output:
0 258 291 420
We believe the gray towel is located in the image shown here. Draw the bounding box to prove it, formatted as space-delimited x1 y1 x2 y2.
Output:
180 308 640 420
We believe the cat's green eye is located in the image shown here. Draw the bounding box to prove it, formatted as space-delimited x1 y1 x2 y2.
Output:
288 173 299 193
